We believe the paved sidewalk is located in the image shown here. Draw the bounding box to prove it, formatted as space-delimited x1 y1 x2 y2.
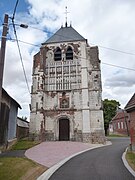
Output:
25 141 103 167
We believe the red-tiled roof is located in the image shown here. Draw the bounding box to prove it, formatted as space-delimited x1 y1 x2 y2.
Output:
125 93 135 111
112 111 128 121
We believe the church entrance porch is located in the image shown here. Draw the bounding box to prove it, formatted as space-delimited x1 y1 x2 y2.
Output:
59 118 70 141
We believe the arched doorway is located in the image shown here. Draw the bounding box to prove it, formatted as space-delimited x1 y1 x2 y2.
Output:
59 118 70 141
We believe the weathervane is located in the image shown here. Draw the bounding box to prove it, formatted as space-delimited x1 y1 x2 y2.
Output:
64 6 69 27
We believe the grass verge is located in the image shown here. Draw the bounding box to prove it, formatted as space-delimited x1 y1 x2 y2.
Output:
11 138 40 150
0 139 48 179
126 151 135 171
0 157 47 180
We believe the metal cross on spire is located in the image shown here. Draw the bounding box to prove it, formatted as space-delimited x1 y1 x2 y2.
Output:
64 6 69 27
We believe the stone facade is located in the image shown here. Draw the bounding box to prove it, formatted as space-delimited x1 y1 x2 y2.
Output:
29 25 105 143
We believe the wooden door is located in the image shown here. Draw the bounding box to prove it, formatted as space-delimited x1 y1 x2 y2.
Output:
59 119 69 141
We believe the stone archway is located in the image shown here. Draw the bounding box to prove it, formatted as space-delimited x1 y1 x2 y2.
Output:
54 114 74 141
59 118 70 141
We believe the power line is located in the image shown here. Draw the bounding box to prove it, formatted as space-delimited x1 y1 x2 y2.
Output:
8 21 135 57
10 37 40 47
12 25 30 94
12 0 19 20
102 62 135 72
22 25 46 32
72 50 135 71
11 0 30 94
2 20 135 73
75 53 135 72
90 43 135 56
2 35 135 72
0 36 41 47
12 26 30 94
14 22 135 57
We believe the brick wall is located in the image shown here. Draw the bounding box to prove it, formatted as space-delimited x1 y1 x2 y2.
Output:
110 111 129 136
128 111 135 150
112 119 129 135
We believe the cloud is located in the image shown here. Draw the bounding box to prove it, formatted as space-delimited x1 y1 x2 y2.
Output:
105 72 135 87
1 0 135 118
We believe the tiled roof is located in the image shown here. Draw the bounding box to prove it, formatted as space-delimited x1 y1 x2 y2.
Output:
43 25 86 44
17 117 29 128
125 93 135 111
2 88 21 109
112 111 128 121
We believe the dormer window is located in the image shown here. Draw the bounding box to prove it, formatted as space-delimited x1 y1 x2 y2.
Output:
66 46 73 60
54 47 61 61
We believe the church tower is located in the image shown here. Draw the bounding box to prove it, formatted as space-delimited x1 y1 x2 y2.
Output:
29 23 105 143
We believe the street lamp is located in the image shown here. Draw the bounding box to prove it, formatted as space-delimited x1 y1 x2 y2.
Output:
15 23 28 29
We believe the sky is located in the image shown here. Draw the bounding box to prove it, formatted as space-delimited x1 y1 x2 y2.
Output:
0 0 135 120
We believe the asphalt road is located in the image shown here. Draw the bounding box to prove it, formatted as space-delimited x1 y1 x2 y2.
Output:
49 137 134 180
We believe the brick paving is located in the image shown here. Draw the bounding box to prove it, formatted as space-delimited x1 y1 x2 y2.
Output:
25 141 101 167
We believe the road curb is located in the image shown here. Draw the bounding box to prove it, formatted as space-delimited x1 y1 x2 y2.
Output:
122 148 135 177
37 141 112 180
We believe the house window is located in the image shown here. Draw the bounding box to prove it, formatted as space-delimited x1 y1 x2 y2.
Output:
113 123 116 130
121 122 123 129
118 122 120 129
66 46 73 60
54 47 61 61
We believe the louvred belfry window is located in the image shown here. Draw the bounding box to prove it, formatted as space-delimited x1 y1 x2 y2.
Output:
66 46 73 60
54 47 61 61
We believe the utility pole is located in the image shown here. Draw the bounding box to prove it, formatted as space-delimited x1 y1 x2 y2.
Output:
0 14 9 118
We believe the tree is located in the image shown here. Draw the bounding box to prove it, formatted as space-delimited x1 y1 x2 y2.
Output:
103 99 120 135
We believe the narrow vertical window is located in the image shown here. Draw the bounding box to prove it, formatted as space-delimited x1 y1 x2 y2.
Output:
54 47 61 61
121 122 123 129
118 122 120 129
66 46 73 60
